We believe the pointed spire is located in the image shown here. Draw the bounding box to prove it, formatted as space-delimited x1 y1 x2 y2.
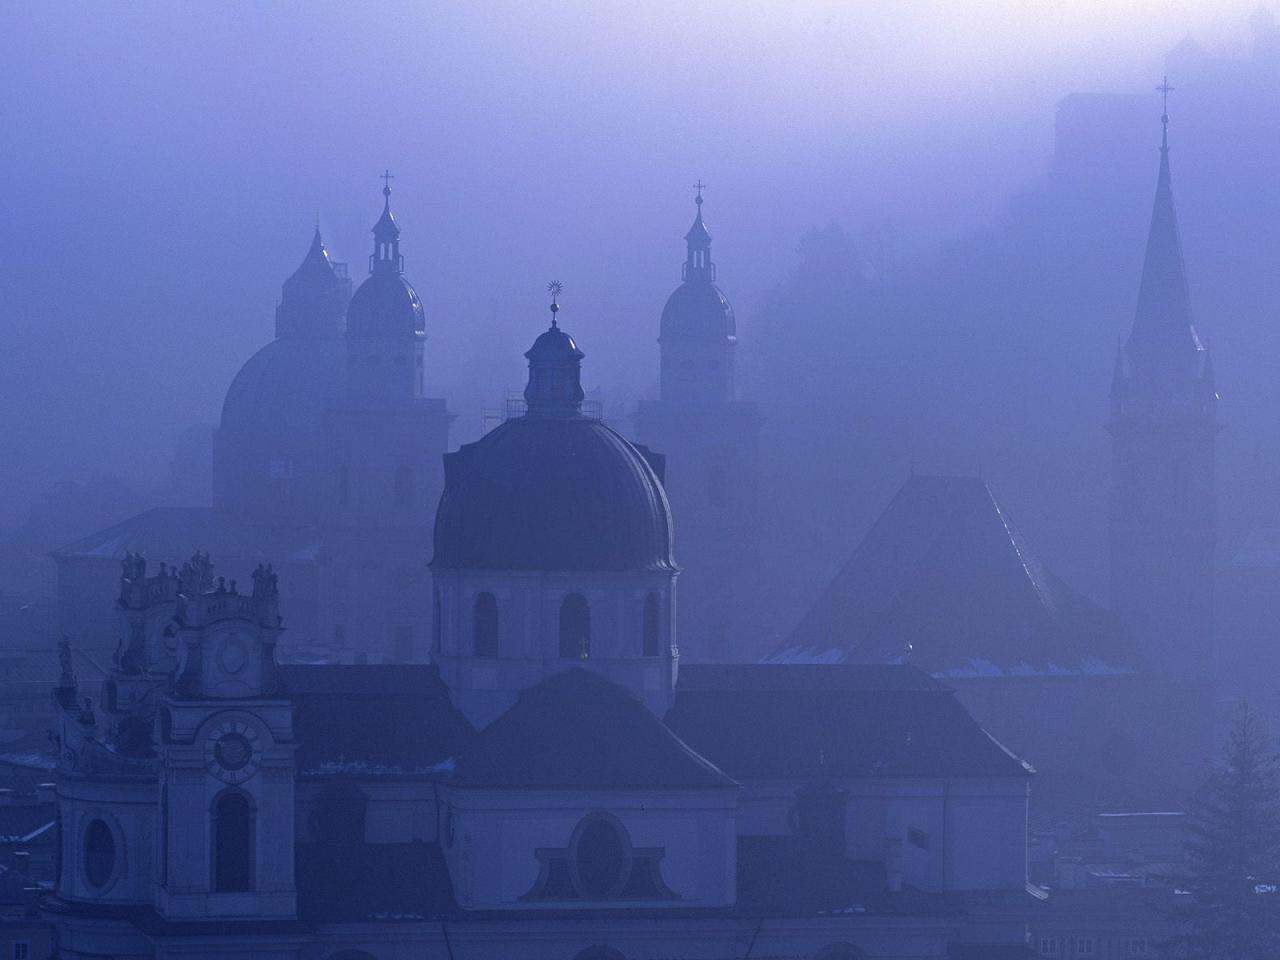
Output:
276 222 349 338
370 170 402 275
1125 80 1201 382
682 180 715 282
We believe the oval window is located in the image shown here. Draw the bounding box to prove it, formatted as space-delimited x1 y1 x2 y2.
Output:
84 818 115 888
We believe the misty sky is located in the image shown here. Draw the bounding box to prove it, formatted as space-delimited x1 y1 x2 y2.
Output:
0 0 1259 530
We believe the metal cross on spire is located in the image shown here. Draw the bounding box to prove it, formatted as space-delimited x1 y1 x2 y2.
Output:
380 169 395 195
693 179 707 206
1156 76 1174 149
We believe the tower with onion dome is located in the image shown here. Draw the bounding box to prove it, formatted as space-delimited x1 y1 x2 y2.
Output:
635 184 763 661
318 174 453 664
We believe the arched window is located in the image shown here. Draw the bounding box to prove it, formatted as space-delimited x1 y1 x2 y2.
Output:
393 465 414 506
84 818 115 889
560 594 590 659
642 594 661 657
213 791 253 892
474 592 499 658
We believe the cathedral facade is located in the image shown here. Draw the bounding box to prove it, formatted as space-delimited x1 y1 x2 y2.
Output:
42 309 1035 960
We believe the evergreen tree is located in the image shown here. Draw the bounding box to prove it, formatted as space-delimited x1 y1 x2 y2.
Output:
1167 704 1280 959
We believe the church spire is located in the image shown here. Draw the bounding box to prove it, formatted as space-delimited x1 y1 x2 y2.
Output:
683 180 715 282
370 170 403 276
1125 79 1201 384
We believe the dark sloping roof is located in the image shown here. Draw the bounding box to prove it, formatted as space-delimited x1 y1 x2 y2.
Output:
454 668 735 790
296 840 454 922
774 475 1131 676
666 663 1031 781
282 664 474 775
432 416 676 573
52 507 317 564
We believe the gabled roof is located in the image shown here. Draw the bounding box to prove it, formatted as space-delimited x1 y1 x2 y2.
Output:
453 668 735 790
666 663 1032 781
282 664 474 776
772 476 1130 676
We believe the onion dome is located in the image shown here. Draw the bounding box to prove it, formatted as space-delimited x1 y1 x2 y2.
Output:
433 295 676 573
345 176 425 338
660 184 736 342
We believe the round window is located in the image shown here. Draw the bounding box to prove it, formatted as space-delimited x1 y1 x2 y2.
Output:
573 818 627 898
215 733 252 772
84 818 115 888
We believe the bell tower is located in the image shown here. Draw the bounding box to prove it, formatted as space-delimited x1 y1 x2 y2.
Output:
1107 87 1218 685
318 174 453 664
635 185 763 661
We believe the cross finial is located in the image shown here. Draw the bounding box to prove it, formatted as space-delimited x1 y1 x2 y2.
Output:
381 168 395 196
547 280 563 328
693 179 707 206
1156 76 1174 150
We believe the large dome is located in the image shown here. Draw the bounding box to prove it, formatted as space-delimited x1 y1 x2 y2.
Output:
659 280 736 342
220 337 345 435
432 415 676 572
345 271 425 338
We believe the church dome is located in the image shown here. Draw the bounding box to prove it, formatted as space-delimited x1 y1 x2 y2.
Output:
345 271 425 338
434 306 675 573
220 336 345 435
432 415 675 572
659 280 736 342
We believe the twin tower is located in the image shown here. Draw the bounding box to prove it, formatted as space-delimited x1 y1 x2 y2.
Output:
212 181 762 665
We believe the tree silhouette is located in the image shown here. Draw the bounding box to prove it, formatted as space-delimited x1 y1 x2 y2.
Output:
1167 704 1280 959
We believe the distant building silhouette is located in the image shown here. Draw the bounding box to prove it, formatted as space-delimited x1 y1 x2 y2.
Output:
317 179 452 663
42 306 1035 956
635 187 764 661
1107 106 1217 690
55 178 452 665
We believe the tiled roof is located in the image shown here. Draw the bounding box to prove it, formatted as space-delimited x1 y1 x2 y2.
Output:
667 663 1031 781
282 665 474 776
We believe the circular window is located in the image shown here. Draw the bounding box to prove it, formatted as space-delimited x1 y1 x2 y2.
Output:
215 733 252 771
571 817 630 899
84 818 116 889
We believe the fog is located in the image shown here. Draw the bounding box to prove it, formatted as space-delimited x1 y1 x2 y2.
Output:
0 0 1267 600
